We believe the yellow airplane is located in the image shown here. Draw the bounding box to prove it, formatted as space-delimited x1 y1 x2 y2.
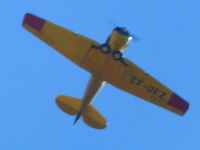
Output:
23 13 189 129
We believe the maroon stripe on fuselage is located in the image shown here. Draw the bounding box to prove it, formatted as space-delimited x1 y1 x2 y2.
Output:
23 13 46 32
168 93 189 115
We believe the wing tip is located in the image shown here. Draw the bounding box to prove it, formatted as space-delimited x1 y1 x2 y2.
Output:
168 93 189 115
22 13 46 32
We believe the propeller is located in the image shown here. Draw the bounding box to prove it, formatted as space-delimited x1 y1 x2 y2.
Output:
107 19 118 27
131 33 141 42
107 19 141 42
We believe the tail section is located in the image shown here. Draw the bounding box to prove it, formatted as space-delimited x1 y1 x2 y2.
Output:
56 95 81 115
56 95 107 129
83 105 107 129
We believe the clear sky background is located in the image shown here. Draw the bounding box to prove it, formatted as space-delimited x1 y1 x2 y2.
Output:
1 0 199 150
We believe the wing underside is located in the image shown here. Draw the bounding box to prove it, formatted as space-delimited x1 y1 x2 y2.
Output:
23 13 100 68
106 59 189 115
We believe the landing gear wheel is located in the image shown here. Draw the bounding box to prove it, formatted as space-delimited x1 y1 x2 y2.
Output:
112 51 122 60
100 44 111 54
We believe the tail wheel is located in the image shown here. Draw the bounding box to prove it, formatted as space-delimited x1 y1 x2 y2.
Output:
112 50 122 60
100 44 111 54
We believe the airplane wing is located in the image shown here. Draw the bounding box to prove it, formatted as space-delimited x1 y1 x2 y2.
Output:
22 13 100 67
104 58 189 115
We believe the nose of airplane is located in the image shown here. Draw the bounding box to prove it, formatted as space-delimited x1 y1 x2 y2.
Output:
115 27 131 37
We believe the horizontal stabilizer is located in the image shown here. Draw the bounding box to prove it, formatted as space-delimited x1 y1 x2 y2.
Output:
56 95 81 115
56 95 107 129
83 105 107 129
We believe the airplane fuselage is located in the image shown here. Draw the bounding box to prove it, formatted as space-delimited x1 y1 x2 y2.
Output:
75 28 132 123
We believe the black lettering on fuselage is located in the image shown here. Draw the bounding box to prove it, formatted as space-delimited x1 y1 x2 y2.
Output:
147 86 156 93
131 76 144 86
131 77 137 85
159 92 167 99
130 76 167 100
147 86 163 95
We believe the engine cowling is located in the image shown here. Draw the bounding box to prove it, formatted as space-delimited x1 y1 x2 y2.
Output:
106 27 132 52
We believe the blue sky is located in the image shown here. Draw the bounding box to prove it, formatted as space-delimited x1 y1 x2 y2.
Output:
1 0 200 149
